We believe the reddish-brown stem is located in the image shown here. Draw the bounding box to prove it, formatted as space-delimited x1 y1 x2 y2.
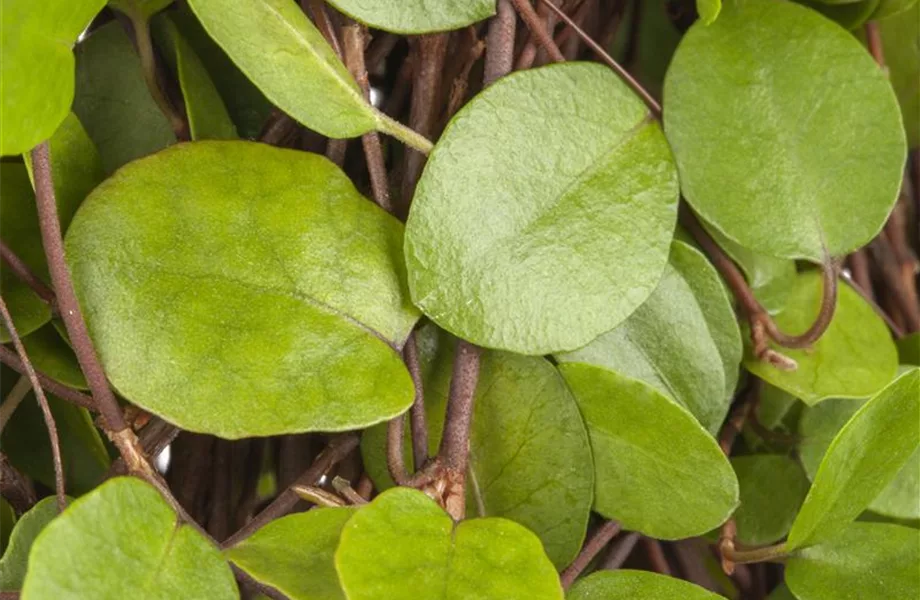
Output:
510 0 566 63
484 0 517 86
0 345 96 411
0 296 66 512
560 520 622 589
305 0 343 58
386 414 410 486
0 240 57 312
865 22 885 68
847 250 873 300
601 530 641 569
404 331 429 471
643 538 672 574
1 452 37 514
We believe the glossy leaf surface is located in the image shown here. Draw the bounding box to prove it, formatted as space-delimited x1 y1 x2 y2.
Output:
559 363 738 538
407 63 678 354
327 0 495 33
567 570 725 600
664 0 905 261
731 455 809 545
65 142 419 437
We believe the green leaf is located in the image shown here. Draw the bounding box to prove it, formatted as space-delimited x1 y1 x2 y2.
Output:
744 272 898 405
21 325 88 389
798 386 920 521
697 0 722 24
879 2 920 148
326 0 495 34
558 363 738 538
0 0 106 155
567 569 725 600
362 325 594 569
21 477 236 599
795 0 880 31
108 0 172 20
0 497 62 591
226 508 355 600
186 0 378 139
767 583 797 600
558 241 741 435
335 487 563 600
786 522 919 600
663 0 905 261
152 15 237 141
871 0 918 19
897 332 920 365
64 141 419 438
74 22 176 173
787 368 920 549
406 63 678 354
731 455 810 545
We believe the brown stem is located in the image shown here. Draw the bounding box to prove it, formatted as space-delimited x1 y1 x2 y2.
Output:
0 452 37 514
127 14 188 140
356 473 374 500
0 296 66 512
642 538 672 575
509 0 566 63
601 531 641 569
842 273 906 339
305 0 343 58
865 22 885 69
846 251 873 300
332 476 368 505
560 520 622 589
0 240 57 312
484 0 517 86
221 433 359 548
0 345 96 411
386 414 410 486
404 331 429 472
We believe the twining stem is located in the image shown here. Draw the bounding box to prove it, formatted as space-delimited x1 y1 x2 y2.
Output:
0 375 31 432
0 240 57 312
0 345 96 411
0 296 66 512
560 520 622 589
509 0 566 63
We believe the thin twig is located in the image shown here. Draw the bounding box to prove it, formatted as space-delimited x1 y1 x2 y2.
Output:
484 0 517 86
404 331 429 472
0 345 96 411
560 520 622 589
0 240 57 311
509 0 566 63
0 374 31 433
332 476 368 505
0 296 66 512
601 531 641 569
386 414 410 486
0 453 37 514
642 538 672 575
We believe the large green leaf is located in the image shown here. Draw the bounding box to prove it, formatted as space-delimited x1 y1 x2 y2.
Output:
798 387 919 521
406 63 678 354
0 0 106 155
362 325 594 569
0 497 62 592
558 241 741 434
558 363 738 538
74 22 176 173
697 0 722 24
787 369 920 549
21 478 236 599
64 141 419 438
226 508 355 600
880 2 920 148
567 570 725 600
20 325 88 390
664 0 905 261
152 15 237 141
187 0 379 139
786 523 919 600
731 455 809 545
334 487 563 600
326 0 495 34
744 271 898 405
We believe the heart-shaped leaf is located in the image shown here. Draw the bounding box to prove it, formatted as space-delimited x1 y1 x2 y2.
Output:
65 141 420 438
787 368 919 550
21 477 236 599
74 22 176 173
326 0 495 34
664 0 905 261
731 455 809 546
0 497 62 591
558 363 738 538
362 324 594 569
786 523 919 600
879 1 919 148
226 508 356 600
406 62 679 354
558 240 741 434
567 569 725 600
0 0 106 155
335 487 563 600
744 273 898 405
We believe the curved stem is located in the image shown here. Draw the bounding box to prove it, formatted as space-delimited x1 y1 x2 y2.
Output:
560 520 622 589
375 111 434 155
509 0 565 63
0 240 57 312
128 14 188 140
756 259 838 349
0 345 97 411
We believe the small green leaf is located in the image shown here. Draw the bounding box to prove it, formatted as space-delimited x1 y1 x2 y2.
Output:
558 363 738 538
567 569 725 599
74 22 176 173
558 241 741 434
226 508 355 600
787 369 920 550
0 0 106 155
0 497 62 591
879 2 920 148
697 0 722 24
871 0 918 19
108 0 172 20
21 325 87 390
664 0 905 261
187 0 378 139
795 0 881 31
21 478 236 599
152 15 236 141
406 63 678 354
335 487 563 600
362 325 594 569
65 142 419 438
326 0 495 34
786 522 919 600
731 455 809 546
897 332 920 365
744 272 898 405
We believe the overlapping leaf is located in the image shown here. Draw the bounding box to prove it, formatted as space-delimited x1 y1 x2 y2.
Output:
879 2 920 148
567 570 725 600
731 455 809 545
0 497 62 592
327 0 495 34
